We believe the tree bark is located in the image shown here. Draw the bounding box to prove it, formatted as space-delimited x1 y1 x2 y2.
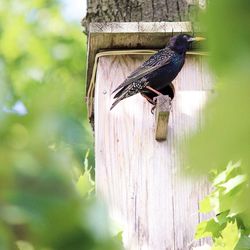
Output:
84 0 206 29
85 1 210 249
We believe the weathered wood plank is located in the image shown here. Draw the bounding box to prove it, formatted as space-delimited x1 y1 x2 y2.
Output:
89 22 192 33
95 54 213 250
87 21 203 94
154 95 172 141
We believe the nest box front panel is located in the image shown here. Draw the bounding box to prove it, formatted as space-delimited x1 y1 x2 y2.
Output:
94 54 213 250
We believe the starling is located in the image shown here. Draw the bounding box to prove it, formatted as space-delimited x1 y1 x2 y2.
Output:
110 34 205 110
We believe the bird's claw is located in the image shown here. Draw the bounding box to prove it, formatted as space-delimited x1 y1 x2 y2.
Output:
151 106 155 114
151 101 157 114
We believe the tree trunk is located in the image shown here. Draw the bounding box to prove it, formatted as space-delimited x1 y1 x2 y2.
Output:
84 1 210 249
84 0 206 29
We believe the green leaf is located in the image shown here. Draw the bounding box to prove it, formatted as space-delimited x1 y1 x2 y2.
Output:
75 150 94 196
195 219 222 239
75 172 94 196
200 196 213 213
216 211 229 226
16 241 34 250
212 222 240 250
213 162 241 186
235 235 250 250
220 175 247 194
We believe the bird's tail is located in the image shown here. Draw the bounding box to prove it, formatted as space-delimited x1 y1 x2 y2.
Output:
110 88 130 110
110 97 123 110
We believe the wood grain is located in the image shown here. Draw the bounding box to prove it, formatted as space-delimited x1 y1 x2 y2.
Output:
154 95 172 141
95 54 213 250
87 21 201 91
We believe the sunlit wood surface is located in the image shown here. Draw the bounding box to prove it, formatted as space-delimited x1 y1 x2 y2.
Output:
95 54 213 250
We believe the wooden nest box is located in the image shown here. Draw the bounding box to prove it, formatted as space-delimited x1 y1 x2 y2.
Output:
86 22 213 250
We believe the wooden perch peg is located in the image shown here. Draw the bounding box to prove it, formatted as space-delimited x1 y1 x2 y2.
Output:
154 95 172 141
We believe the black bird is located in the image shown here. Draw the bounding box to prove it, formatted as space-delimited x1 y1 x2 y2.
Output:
110 34 205 110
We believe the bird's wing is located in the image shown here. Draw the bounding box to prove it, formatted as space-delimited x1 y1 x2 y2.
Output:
112 48 173 94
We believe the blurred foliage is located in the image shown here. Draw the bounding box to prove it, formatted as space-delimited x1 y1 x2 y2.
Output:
196 162 250 249
0 0 94 166
0 0 121 249
185 0 250 248
186 0 250 173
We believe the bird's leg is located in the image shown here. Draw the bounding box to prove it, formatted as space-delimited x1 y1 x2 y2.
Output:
145 86 162 96
144 86 163 114
151 105 156 114
149 97 157 114
141 93 154 105
141 93 157 114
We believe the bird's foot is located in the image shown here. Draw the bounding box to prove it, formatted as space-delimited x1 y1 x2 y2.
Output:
144 86 162 115
151 105 156 114
150 99 157 114
141 93 155 105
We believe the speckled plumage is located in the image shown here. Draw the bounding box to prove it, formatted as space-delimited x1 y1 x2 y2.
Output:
110 34 197 110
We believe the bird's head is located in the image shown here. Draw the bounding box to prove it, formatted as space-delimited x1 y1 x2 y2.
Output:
168 34 205 54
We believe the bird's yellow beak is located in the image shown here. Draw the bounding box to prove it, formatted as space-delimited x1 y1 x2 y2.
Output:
188 36 206 42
